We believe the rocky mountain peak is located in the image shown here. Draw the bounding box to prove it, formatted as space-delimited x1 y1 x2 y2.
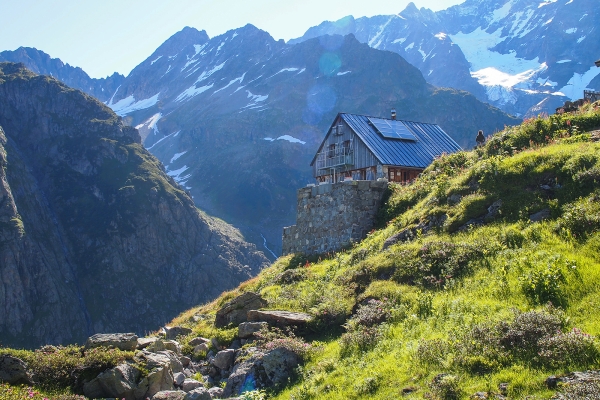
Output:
0 62 269 349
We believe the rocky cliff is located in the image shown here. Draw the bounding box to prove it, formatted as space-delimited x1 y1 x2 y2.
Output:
0 62 269 349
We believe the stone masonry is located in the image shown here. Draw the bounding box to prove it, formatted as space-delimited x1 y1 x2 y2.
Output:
282 180 388 255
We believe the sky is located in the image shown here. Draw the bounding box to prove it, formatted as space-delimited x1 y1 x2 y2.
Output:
0 0 463 78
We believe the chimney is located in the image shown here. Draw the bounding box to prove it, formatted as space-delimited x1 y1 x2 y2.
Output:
391 108 397 120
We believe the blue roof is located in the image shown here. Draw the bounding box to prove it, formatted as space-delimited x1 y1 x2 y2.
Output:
312 113 461 169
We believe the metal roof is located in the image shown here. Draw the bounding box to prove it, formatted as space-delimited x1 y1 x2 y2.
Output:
311 113 461 168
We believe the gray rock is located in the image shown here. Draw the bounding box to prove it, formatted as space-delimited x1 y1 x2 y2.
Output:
247 310 313 329
185 387 212 400
530 208 551 222
181 378 202 392
207 387 224 399
164 340 182 355
164 326 193 340
487 199 503 217
222 347 299 397
193 343 210 355
213 349 235 370
447 193 462 205
138 337 160 349
214 292 267 328
174 372 186 386
238 322 268 339
180 356 191 368
134 366 174 400
0 355 31 385
151 390 186 400
147 339 167 352
82 378 105 399
260 347 299 387
96 362 140 400
382 228 417 250
85 333 138 351
188 337 210 347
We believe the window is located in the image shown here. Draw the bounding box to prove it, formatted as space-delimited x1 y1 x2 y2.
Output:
328 144 336 158
342 140 351 155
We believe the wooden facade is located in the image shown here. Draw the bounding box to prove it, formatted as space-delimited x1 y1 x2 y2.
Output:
312 115 424 184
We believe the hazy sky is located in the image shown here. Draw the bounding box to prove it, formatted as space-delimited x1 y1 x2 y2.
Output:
1 0 463 78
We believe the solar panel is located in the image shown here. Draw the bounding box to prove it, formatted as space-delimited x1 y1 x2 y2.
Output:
367 117 417 141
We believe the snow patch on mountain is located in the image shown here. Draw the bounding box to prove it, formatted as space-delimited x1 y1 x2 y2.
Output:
277 135 306 144
135 113 162 135
175 84 214 102
170 151 187 164
558 67 600 100
214 73 246 94
268 68 300 79
434 33 447 40
151 56 162 65
392 38 407 44
167 165 192 183
368 16 394 48
147 130 181 151
337 71 351 76
110 93 160 116
196 62 226 82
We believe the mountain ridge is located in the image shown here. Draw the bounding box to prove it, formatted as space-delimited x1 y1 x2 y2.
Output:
0 62 269 349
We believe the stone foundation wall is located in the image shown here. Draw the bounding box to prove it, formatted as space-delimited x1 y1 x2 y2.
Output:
282 180 388 255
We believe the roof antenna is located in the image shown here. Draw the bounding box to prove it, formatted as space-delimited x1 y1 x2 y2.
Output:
391 108 397 120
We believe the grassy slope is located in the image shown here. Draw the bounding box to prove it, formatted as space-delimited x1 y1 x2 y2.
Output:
1 105 599 399
170 104 600 399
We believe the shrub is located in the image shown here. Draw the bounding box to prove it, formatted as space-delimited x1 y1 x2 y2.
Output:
557 193 600 239
348 299 392 328
538 328 600 368
519 264 566 306
354 376 379 395
393 241 482 287
428 374 462 400
416 338 451 367
499 310 562 357
253 327 313 359
339 326 382 355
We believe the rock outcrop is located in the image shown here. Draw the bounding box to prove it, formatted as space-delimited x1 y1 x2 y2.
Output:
0 62 269 348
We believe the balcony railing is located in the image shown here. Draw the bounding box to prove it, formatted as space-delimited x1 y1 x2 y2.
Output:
315 148 354 172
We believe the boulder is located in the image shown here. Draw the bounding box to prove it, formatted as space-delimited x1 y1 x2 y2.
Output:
180 356 191 368
222 347 299 398
207 387 224 399
0 355 32 385
260 347 299 387
212 349 235 370
147 339 167 352
181 378 202 392
82 378 105 399
185 387 212 400
85 333 138 351
214 292 267 328
164 340 182 355
174 372 186 386
96 362 140 400
164 326 193 340
238 322 268 339
193 343 210 355
134 366 174 400
138 337 160 349
530 208 551 222
188 337 209 347
382 228 417 250
151 390 186 400
247 310 313 329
